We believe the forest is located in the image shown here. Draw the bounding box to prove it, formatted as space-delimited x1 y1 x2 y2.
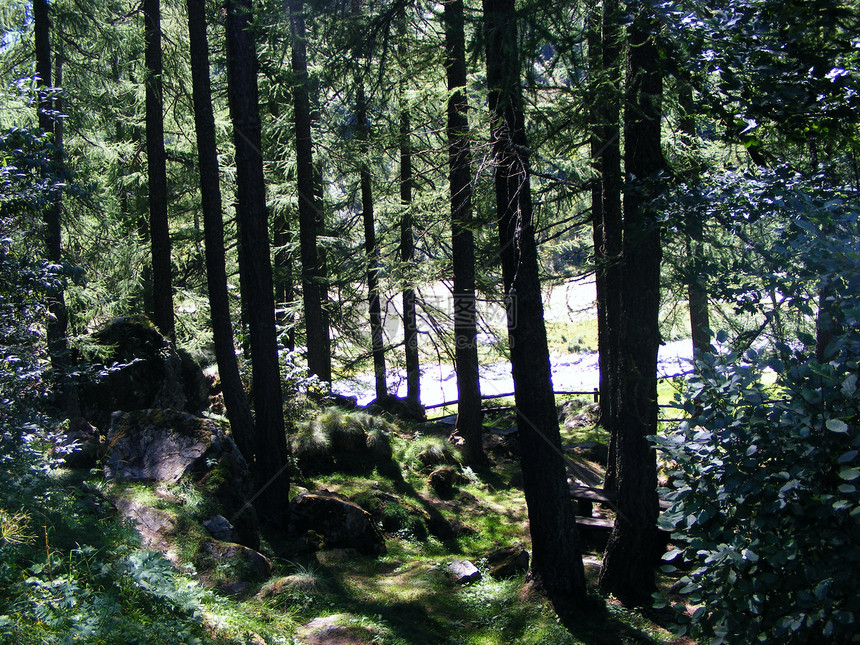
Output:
1 0 858 643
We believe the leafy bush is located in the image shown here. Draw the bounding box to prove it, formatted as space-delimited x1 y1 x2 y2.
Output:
654 188 860 643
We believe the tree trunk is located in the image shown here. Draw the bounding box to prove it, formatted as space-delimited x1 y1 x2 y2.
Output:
356 83 387 399
143 0 175 342
289 0 331 383
483 0 586 600
187 0 255 464
678 78 711 361
399 11 420 403
445 0 485 466
225 0 289 524
34 0 77 418
588 0 624 493
598 3 663 606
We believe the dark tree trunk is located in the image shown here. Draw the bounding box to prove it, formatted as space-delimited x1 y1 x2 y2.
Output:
445 0 485 466
598 3 663 606
34 0 76 417
289 0 331 383
586 0 624 492
678 80 711 361
483 0 586 600
399 12 420 402
225 0 289 523
187 0 255 463
143 0 175 342
356 84 387 399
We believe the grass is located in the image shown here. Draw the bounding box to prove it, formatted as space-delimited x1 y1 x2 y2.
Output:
0 385 698 644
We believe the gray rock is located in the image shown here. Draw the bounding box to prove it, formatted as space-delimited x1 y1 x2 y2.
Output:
288 491 385 556
447 559 481 584
111 497 178 561
198 537 272 581
486 545 529 579
203 515 238 542
78 316 209 432
366 395 426 421
104 409 223 483
427 466 466 499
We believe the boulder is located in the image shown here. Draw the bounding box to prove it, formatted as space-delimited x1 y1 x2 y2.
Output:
111 497 179 562
58 418 105 469
486 545 529 579
366 395 426 422
104 408 260 549
446 559 481 585
203 515 238 543
78 316 209 431
196 538 272 594
288 491 385 556
104 409 225 483
427 466 466 499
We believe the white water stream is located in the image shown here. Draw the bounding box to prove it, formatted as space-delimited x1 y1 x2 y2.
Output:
331 278 694 408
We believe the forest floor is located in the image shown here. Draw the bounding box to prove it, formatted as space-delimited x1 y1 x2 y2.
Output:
234 405 696 644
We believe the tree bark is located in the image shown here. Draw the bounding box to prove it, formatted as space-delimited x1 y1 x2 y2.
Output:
225 0 289 523
678 78 711 361
34 0 77 417
289 0 331 383
598 2 663 606
356 83 387 399
588 0 624 493
187 0 255 464
143 0 175 342
483 0 586 600
445 0 485 466
399 11 420 403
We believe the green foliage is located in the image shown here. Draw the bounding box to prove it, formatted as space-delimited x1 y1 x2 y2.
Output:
291 407 395 474
654 194 860 643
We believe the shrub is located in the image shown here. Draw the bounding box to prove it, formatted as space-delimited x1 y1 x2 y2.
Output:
656 340 860 644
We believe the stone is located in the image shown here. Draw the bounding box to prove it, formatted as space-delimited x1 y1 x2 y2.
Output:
197 537 272 582
427 466 465 499
58 418 105 469
203 515 238 543
298 615 375 645
111 497 178 562
365 394 426 421
447 559 481 584
288 491 385 556
104 409 223 483
77 316 209 431
486 545 529 579
104 408 260 550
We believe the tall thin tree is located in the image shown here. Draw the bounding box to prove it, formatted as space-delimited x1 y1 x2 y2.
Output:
598 1 664 606
225 0 290 523
289 0 332 383
445 0 485 465
34 0 76 417
483 0 586 599
398 10 420 403
143 0 175 341
356 82 387 399
187 0 255 463
590 0 624 492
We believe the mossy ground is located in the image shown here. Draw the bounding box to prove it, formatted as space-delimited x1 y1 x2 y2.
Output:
3 397 695 644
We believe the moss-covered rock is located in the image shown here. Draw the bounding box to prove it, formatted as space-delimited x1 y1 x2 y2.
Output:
77 316 209 431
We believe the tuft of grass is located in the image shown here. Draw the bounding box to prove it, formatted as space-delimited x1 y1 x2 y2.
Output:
399 434 461 473
291 408 397 475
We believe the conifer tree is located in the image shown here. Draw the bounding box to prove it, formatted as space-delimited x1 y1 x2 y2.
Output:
225 0 289 522
143 0 175 341
483 0 586 599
